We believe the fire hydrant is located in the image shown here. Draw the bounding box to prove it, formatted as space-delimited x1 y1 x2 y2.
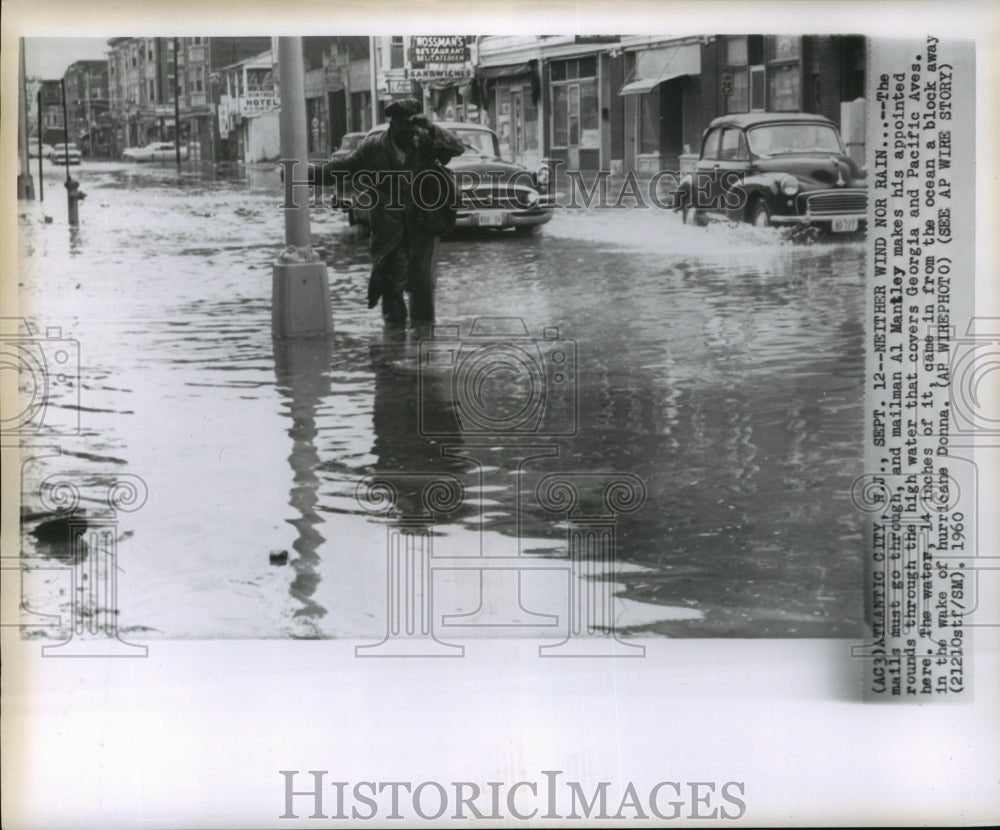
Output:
65 176 86 226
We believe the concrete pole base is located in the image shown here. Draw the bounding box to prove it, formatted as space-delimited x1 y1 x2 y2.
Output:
272 261 334 338
18 173 35 200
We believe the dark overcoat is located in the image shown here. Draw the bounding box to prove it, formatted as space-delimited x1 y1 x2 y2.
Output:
323 124 464 322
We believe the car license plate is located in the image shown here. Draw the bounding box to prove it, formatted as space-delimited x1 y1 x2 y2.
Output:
478 212 505 227
832 217 858 232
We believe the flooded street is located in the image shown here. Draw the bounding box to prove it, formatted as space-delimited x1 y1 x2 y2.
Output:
16 160 865 640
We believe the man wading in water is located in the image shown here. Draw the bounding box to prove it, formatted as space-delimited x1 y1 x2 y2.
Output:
322 99 464 325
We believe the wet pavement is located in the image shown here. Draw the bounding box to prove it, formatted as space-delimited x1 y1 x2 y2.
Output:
15 159 866 639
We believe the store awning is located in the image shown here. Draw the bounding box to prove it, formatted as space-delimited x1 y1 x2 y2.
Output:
618 42 701 95
476 62 533 80
619 71 691 95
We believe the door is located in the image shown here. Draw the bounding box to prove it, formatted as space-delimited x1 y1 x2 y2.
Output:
567 83 580 170
692 126 722 209
715 127 751 217
510 89 524 162
328 90 347 154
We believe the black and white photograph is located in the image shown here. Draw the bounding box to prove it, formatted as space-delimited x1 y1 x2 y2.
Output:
2 1 998 827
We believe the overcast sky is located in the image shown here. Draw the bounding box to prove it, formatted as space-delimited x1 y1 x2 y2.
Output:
24 38 112 79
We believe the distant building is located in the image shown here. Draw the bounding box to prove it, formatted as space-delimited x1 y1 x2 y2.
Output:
25 76 43 139
63 59 111 156
107 36 271 160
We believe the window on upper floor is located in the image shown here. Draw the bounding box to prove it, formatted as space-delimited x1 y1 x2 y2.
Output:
390 37 404 69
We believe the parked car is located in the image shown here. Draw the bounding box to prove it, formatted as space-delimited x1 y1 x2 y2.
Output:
674 112 866 233
51 143 82 165
122 142 188 162
330 132 366 163
344 121 553 234
29 142 55 160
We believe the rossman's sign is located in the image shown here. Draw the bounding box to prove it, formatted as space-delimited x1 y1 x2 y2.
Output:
408 35 470 65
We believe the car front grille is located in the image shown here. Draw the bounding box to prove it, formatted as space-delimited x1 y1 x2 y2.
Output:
804 189 867 215
461 186 539 212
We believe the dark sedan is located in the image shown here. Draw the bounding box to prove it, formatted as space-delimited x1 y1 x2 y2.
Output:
347 121 553 234
674 112 866 233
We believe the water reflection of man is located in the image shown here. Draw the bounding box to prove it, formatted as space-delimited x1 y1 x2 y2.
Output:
322 99 464 325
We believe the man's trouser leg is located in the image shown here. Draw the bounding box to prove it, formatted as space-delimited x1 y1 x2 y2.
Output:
407 232 439 323
380 244 409 324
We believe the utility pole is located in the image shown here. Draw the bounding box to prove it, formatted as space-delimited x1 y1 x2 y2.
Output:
369 36 378 130
173 37 182 166
17 38 35 200
86 71 94 157
271 37 333 338
37 91 44 201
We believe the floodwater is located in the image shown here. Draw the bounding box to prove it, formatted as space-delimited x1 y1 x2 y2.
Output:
14 160 866 640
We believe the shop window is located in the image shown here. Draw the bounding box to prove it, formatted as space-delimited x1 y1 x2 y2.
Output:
580 81 598 130
750 66 766 110
767 64 799 111
726 68 749 113
553 84 568 146
552 79 598 148
390 37 404 70
523 89 538 150
767 36 801 62
551 57 597 83
764 35 800 111
725 36 748 65
568 85 579 145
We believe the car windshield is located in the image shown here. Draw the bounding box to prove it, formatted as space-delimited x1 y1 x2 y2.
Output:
746 123 843 157
451 129 498 158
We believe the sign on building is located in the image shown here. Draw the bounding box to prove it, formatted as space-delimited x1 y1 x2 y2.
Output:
408 36 470 66
405 35 474 82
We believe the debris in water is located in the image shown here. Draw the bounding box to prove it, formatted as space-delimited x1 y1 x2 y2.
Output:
269 549 289 566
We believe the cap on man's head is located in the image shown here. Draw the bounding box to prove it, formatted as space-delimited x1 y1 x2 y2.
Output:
385 98 422 119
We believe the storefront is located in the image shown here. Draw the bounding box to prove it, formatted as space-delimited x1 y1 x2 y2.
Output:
548 55 600 171
476 62 541 166
619 41 701 175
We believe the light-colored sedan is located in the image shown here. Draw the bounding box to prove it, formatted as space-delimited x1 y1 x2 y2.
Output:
51 143 82 165
29 142 55 160
122 142 188 162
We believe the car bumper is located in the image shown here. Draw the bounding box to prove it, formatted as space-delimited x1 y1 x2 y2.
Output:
454 208 553 229
770 212 866 228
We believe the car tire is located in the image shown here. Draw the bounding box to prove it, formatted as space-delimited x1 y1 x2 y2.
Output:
750 199 772 228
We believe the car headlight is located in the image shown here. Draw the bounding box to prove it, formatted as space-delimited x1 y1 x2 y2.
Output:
779 176 800 197
536 165 550 186
522 189 540 207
